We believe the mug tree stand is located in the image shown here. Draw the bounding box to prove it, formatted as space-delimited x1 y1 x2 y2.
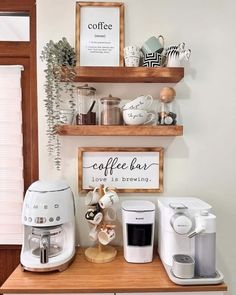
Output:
85 184 117 263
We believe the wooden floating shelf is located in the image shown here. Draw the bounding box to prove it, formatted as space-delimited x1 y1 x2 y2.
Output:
56 125 183 136
61 66 184 83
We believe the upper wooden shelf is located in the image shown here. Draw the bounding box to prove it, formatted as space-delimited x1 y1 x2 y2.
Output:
61 66 184 83
56 125 183 136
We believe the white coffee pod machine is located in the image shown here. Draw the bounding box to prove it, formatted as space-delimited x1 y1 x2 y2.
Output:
122 200 155 263
20 180 76 272
157 197 224 285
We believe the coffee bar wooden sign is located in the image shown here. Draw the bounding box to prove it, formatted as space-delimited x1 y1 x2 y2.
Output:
78 147 164 193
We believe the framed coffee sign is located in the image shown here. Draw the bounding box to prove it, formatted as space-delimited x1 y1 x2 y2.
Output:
78 147 164 193
76 2 124 66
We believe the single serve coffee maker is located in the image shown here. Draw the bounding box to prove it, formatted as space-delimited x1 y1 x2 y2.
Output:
122 200 155 263
157 197 224 285
20 180 76 272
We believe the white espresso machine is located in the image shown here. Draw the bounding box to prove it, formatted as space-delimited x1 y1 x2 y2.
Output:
122 200 155 263
20 180 76 272
157 197 224 285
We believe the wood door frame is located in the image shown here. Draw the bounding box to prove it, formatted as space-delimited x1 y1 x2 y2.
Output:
0 0 38 190
0 0 38 286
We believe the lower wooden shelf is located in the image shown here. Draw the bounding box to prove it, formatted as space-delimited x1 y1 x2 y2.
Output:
56 125 183 136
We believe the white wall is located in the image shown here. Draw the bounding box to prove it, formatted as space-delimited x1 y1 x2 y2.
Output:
37 0 236 293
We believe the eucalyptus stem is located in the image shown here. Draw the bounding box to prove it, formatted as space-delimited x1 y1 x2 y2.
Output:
40 37 76 170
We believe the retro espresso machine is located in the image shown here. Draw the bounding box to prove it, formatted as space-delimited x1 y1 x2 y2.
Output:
157 197 224 285
20 180 76 272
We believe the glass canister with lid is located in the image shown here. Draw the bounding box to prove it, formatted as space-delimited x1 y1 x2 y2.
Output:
157 87 178 125
99 94 123 125
76 84 97 125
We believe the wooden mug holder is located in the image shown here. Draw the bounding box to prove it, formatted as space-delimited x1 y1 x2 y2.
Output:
85 184 117 263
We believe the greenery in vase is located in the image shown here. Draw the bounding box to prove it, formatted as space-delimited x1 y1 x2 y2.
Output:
40 37 76 170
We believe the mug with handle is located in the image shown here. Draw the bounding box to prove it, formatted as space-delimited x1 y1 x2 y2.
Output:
85 187 100 206
123 109 156 125
98 227 116 245
141 35 165 54
99 187 119 209
85 208 103 225
123 95 153 111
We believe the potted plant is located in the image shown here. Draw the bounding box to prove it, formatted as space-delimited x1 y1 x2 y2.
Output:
40 37 76 170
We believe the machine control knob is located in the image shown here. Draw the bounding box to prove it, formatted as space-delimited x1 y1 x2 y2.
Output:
34 217 46 224
170 213 193 235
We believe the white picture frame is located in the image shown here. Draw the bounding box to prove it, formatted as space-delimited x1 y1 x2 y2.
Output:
76 2 124 66
78 147 164 193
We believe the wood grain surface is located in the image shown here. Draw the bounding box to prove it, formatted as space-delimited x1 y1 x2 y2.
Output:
0 248 227 293
60 66 184 83
56 125 183 136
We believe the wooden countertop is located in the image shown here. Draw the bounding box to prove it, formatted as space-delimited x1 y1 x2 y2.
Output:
0 248 227 293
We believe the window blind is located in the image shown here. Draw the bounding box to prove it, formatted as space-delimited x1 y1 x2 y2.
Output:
0 65 24 244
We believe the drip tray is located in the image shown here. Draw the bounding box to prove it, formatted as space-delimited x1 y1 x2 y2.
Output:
163 263 224 285
32 245 62 258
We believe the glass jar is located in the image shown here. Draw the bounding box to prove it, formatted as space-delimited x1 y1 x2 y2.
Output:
157 87 178 125
99 94 123 125
76 84 97 125
157 101 177 125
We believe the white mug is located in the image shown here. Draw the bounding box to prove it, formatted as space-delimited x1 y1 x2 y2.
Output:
85 187 100 206
99 187 119 209
124 56 140 67
89 225 98 242
123 95 153 111
59 109 74 124
98 228 116 245
124 45 141 57
123 109 156 125
103 207 116 222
